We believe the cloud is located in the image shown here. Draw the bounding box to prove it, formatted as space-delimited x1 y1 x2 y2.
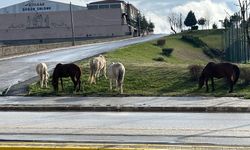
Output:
143 11 171 34
172 0 234 28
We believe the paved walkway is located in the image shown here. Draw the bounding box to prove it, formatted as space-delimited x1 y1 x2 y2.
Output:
0 96 249 112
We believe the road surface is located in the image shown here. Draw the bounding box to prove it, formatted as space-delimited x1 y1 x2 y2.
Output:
0 112 249 146
0 34 164 93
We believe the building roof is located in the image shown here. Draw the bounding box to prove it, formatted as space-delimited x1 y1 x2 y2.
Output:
0 0 86 14
88 0 126 5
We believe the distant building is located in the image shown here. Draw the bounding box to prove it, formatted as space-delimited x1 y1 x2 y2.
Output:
0 0 140 42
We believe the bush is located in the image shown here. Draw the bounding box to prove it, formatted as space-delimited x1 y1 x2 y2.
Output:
203 47 224 59
153 56 165 62
240 67 250 84
203 47 215 58
162 48 174 56
188 65 204 81
191 25 199 30
156 39 166 47
181 35 207 48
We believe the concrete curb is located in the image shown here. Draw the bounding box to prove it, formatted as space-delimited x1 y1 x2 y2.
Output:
0 104 250 112
0 142 249 150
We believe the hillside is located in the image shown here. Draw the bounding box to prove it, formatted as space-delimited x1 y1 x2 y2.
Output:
28 29 250 98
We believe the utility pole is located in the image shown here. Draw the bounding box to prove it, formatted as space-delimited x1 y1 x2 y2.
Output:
70 2 75 46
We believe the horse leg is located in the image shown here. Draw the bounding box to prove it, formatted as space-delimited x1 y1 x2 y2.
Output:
77 78 81 92
76 75 81 92
93 71 98 84
70 76 77 92
205 78 209 92
60 78 64 91
211 77 215 92
40 75 43 88
109 79 113 90
103 66 107 79
116 79 119 90
228 79 234 93
120 83 123 94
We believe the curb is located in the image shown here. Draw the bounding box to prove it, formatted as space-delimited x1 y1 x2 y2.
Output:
0 142 249 150
0 105 250 112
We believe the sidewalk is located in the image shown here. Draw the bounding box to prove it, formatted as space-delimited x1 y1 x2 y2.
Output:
0 96 249 112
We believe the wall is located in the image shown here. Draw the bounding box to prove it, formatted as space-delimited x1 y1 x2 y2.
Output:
0 8 129 41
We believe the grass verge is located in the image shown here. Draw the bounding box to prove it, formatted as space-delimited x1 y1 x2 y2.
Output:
28 31 250 98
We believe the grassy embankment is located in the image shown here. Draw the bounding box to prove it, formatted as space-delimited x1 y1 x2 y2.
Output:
28 29 250 98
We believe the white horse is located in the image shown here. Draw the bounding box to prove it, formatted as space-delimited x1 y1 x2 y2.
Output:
108 62 125 94
88 55 107 84
36 63 49 88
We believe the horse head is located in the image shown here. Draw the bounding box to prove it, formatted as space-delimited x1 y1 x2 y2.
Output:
198 74 205 89
51 77 58 92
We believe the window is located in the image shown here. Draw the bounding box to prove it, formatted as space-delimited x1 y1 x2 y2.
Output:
110 4 121 9
88 5 98 10
99 4 109 9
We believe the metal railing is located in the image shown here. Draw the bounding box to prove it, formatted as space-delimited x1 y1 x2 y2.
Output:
223 25 249 63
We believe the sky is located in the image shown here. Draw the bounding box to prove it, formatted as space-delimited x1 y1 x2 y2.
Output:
0 0 240 33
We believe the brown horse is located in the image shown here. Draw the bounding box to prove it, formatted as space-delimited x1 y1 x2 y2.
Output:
199 62 240 93
52 63 81 92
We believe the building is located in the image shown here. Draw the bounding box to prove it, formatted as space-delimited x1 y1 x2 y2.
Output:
0 0 140 42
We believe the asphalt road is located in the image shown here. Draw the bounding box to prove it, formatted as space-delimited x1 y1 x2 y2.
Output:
0 112 250 146
0 34 164 94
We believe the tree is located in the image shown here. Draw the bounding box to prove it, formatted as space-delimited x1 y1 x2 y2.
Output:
148 21 155 33
212 23 218 29
198 18 206 30
137 15 149 35
238 0 250 45
223 17 232 28
184 11 197 29
137 14 154 35
230 13 242 27
168 13 183 34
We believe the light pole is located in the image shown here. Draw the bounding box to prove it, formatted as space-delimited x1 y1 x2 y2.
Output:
70 2 75 46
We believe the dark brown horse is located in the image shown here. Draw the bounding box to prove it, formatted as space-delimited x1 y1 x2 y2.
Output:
52 63 82 92
199 62 240 93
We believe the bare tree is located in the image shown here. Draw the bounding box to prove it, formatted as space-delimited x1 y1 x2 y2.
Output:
168 12 182 34
238 0 250 44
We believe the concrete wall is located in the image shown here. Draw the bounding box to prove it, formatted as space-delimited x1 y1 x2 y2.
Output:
0 8 130 41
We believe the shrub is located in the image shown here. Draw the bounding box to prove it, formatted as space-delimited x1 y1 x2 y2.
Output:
156 39 166 47
203 47 215 58
181 35 207 47
191 25 199 30
203 47 224 59
240 67 250 85
162 48 174 56
153 56 165 62
188 65 204 81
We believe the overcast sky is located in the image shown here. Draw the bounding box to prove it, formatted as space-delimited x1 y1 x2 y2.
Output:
0 0 240 33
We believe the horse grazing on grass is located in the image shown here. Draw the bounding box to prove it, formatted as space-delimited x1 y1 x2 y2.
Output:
108 62 125 94
52 63 81 92
36 63 49 88
199 62 240 93
88 55 107 84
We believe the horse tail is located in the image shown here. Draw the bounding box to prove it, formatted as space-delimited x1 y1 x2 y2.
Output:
233 65 240 85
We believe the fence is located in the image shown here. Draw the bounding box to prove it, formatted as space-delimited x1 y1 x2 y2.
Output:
223 25 249 63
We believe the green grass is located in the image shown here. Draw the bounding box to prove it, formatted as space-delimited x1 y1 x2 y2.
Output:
179 29 224 49
28 30 250 98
